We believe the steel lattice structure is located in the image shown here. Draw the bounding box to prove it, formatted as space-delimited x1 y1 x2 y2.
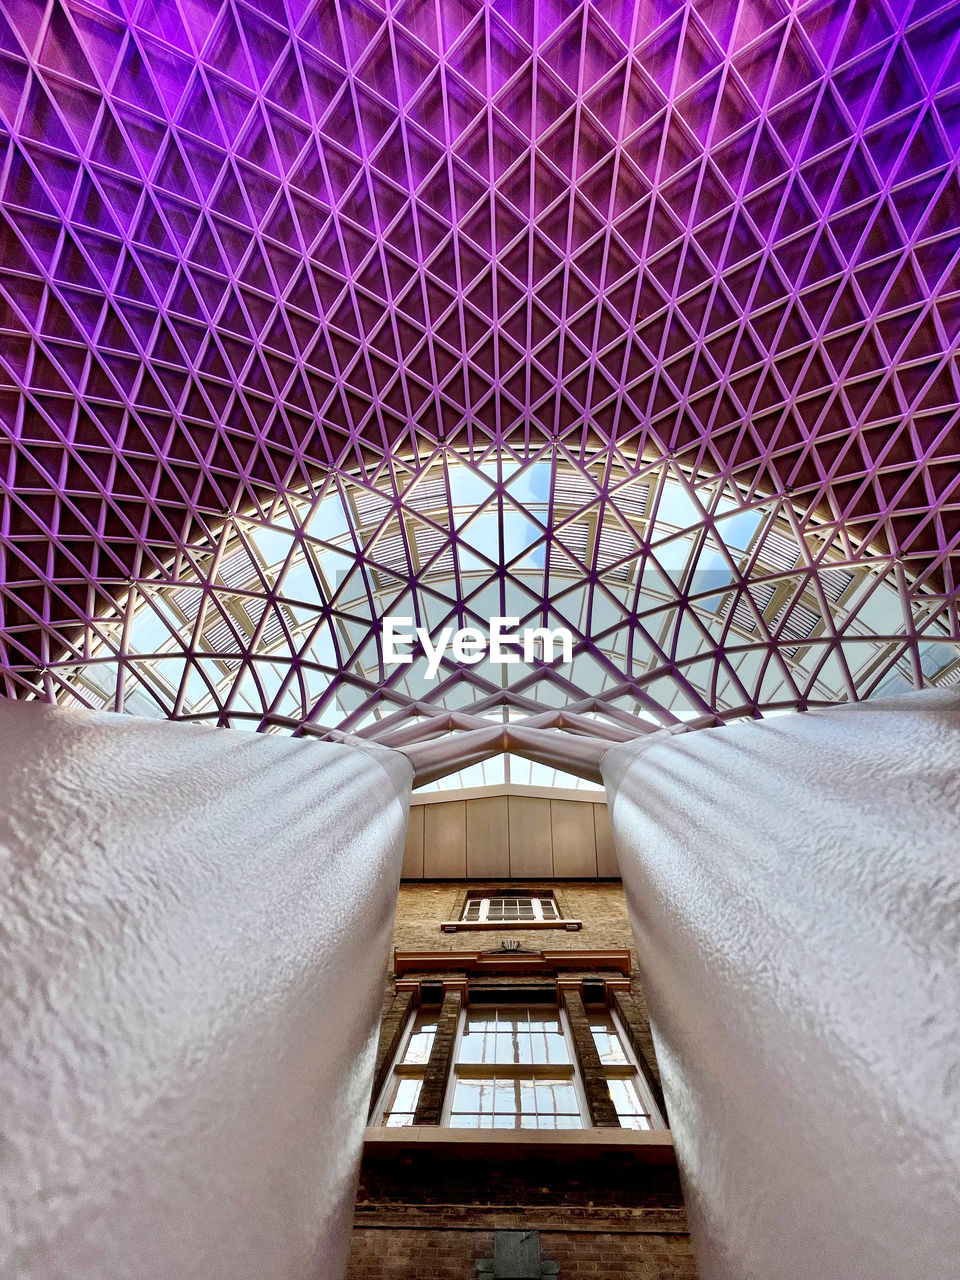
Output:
1 0 959 783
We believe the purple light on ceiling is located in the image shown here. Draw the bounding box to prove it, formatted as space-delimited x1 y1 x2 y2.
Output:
0 0 959 759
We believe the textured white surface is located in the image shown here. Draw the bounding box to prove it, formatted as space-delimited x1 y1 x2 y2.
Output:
603 690 960 1280
0 701 411 1280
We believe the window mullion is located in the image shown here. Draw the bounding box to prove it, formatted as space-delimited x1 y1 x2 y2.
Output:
413 988 462 1126
439 1002 469 1125
562 989 621 1128
558 1005 592 1129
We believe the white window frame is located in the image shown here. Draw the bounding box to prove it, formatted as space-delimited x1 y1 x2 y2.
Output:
370 1005 437 1127
442 890 581 932
461 894 560 923
371 999 666 1133
440 1002 591 1129
587 1003 665 1129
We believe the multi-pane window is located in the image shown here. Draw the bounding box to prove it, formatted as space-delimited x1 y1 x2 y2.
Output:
377 1009 437 1127
374 1000 665 1132
446 1006 583 1129
461 895 560 924
588 1009 663 1129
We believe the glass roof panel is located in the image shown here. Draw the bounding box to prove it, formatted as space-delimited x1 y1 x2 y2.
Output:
43 448 958 785
2 0 959 787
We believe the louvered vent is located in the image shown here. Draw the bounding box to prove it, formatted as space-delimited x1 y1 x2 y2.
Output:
406 477 450 514
722 583 776 633
596 527 639 579
757 529 801 571
353 489 394 527
770 599 822 657
554 521 590 552
932 662 960 688
612 481 650 519
818 568 855 603
371 531 409 576
414 527 455 575
553 473 598 512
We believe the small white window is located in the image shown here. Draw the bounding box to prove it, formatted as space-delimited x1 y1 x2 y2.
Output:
587 1008 664 1130
374 1009 438 1127
462 894 560 924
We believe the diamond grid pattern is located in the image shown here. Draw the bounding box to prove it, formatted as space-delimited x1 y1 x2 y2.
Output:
47 448 957 708
1 0 959 774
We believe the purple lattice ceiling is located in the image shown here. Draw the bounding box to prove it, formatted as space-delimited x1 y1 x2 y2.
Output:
1 0 960 767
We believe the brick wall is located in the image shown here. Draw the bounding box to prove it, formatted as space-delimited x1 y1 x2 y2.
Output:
385 880 664 1094
412 987 461 1125
389 880 639 958
348 880 697 1280
348 1142 696 1280
348 1228 696 1280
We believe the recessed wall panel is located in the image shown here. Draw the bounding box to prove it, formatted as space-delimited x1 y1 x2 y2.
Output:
507 796 553 877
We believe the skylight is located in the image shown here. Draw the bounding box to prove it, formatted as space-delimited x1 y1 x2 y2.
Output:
46 444 959 786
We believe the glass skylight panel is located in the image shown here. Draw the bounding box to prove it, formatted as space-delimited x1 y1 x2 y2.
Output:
47 452 957 776
4 0 960 790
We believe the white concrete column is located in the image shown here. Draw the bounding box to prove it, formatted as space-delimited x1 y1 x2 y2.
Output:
0 701 412 1280
602 690 960 1280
